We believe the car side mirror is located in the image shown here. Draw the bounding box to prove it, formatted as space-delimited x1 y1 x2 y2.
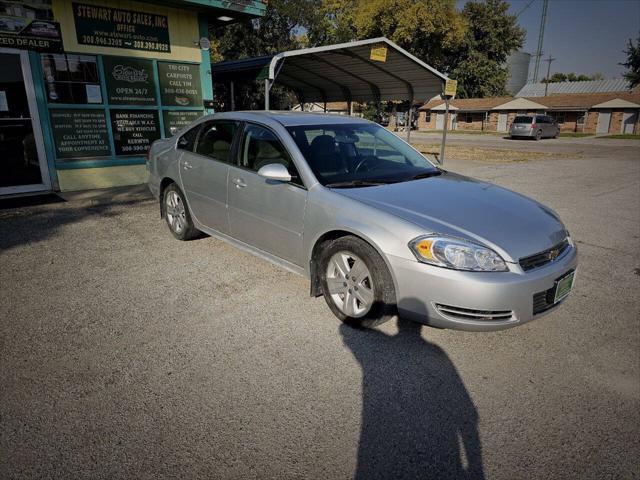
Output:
177 136 189 149
257 163 292 183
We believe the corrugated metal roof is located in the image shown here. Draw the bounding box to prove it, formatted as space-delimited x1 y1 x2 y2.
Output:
516 79 631 97
212 38 450 104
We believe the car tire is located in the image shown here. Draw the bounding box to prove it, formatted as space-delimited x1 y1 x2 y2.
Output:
535 130 542 141
319 235 397 328
163 183 199 241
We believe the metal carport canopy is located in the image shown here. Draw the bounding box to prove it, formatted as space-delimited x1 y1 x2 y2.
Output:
264 37 449 106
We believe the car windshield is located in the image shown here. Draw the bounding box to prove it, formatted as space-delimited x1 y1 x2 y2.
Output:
286 123 439 187
513 116 533 124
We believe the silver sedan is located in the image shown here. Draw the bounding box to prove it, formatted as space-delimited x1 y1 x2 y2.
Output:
147 112 577 331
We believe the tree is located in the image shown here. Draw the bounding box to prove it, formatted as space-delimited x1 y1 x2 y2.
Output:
450 0 525 98
209 0 319 109
211 0 525 107
621 34 640 88
542 72 602 83
308 0 467 72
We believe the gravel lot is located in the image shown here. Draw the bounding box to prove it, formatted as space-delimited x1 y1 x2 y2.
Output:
1 136 638 479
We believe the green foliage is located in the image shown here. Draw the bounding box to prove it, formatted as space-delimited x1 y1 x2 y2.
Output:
210 0 317 110
451 0 525 98
621 35 640 88
211 0 527 109
542 72 602 83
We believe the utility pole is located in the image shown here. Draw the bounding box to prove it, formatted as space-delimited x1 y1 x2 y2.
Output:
543 54 556 96
533 0 549 82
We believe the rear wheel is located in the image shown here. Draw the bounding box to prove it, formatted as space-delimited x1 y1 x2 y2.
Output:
535 129 542 141
163 184 199 240
319 236 396 328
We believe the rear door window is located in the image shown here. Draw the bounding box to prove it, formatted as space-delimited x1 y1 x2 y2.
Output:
177 125 201 151
194 121 239 163
513 116 533 124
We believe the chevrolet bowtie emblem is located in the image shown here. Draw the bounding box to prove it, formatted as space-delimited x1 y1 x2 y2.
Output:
548 249 560 261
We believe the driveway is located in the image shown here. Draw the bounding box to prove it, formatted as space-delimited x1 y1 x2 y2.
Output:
1 139 638 479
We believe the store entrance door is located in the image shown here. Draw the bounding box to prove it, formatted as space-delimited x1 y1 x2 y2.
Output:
0 49 51 195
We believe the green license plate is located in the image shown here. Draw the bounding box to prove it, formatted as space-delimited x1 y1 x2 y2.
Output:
554 271 575 303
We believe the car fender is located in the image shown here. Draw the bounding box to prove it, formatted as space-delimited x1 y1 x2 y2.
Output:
304 186 426 297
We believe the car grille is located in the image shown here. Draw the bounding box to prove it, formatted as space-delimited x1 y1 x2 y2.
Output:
532 269 575 315
532 290 555 315
519 239 570 272
435 304 513 321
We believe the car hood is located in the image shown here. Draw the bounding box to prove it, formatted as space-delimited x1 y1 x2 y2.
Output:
335 171 567 262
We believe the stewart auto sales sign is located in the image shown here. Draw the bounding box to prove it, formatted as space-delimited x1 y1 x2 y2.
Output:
72 2 170 53
0 0 63 52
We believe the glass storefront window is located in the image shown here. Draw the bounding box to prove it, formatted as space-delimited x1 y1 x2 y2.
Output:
41 54 102 104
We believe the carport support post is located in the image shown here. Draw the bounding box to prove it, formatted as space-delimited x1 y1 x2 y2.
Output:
439 97 450 165
406 97 414 142
230 81 235 111
264 78 271 110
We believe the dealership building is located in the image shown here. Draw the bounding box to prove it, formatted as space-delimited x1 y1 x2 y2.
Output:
0 0 265 197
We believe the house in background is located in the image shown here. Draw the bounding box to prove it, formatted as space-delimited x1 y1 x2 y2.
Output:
417 91 640 135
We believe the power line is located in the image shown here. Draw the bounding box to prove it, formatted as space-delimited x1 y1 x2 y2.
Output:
543 54 556 96
516 0 536 18
533 0 549 82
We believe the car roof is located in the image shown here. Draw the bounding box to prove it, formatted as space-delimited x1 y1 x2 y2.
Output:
210 110 374 127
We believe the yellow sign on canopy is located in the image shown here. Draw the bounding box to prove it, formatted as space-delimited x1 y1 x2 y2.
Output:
369 45 388 62
444 79 457 97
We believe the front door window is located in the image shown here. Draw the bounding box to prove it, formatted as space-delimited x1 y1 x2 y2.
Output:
0 51 47 192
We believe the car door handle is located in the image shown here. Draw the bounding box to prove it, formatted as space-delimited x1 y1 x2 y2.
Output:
182 161 193 170
233 178 247 188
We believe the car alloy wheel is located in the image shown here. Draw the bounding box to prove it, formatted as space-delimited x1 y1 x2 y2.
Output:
165 190 186 234
325 251 375 318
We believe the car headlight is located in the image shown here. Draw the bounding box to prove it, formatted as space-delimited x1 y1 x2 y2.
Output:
409 235 508 272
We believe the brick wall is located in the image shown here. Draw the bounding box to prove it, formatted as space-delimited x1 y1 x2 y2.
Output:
488 111 512 132
584 111 599 134
610 110 624 134
418 111 436 130
454 112 485 131
555 111 583 133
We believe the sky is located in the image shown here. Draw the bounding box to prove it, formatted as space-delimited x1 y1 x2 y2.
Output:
499 0 640 80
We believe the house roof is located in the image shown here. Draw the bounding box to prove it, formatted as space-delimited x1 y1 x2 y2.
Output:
418 96 512 111
591 98 640 109
492 97 547 110
419 92 640 112
516 78 631 97
539 92 640 110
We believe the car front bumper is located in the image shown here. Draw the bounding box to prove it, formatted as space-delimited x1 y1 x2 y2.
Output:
388 245 578 331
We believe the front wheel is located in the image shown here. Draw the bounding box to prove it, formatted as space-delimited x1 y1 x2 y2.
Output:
535 129 542 141
320 236 397 328
163 183 199 240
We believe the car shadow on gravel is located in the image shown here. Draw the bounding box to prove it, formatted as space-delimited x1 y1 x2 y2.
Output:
340 317 484 480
